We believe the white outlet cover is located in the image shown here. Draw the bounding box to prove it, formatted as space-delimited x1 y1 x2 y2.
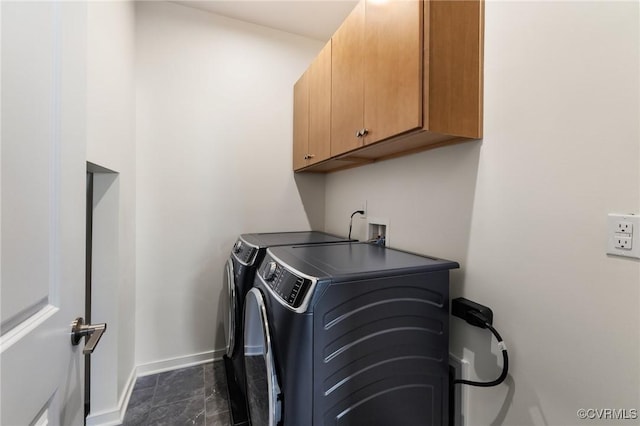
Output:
607 213 640 259
449 354 470 426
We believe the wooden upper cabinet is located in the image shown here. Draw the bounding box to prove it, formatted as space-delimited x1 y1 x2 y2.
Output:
293 41 332 171
429 0 484 138
293 71 309 171
331 0 422 155
331 0 365 156
363 0 423 145
307 41 332 166
294 0 484 172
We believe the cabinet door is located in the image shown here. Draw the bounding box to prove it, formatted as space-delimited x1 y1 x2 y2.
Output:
307 41 332 166
293 71 309 171
331 0 365 157
363 0 423 145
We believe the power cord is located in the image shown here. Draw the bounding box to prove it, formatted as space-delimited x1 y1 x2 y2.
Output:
452 298 509 387
348 210 365 240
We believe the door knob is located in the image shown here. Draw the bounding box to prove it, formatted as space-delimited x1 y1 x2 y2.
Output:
71 317 106 354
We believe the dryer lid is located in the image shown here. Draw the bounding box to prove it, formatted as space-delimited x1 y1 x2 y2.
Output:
267 242 459 281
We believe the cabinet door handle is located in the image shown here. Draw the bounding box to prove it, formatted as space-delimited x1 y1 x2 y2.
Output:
307 154 315 159
303 154 308 160
355 128 369 138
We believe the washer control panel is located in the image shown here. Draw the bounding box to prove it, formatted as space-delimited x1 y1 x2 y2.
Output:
259 256 311 309
232 239 257 265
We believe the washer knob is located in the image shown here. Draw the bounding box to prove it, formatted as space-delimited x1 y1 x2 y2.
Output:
263 261 277 281
233 240 242 254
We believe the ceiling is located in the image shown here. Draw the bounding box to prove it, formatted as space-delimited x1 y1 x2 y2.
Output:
175 1 358 41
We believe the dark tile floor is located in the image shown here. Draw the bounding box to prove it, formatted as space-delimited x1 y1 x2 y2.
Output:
122 361 231 426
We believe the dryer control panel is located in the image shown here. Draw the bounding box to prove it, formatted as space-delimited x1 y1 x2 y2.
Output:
232 239 257 265
259 256 312 309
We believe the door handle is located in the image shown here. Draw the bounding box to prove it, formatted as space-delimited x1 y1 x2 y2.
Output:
71 317 107 355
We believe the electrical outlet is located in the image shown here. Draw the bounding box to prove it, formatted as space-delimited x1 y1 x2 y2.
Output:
615 236 632 250
616 222 633 234
607 213 640 259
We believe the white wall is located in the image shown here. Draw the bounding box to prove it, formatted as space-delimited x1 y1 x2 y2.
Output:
135 1 325 366
324 1 639 425
85 1 137 422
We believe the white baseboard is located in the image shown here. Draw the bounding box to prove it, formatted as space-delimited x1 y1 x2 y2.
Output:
86 349 225 426
135 349 223 377
85 367 136 426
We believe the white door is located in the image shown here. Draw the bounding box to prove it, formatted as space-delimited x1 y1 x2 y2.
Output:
1 2 88 425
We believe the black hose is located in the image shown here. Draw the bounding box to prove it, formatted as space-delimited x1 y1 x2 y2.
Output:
453 322 509 387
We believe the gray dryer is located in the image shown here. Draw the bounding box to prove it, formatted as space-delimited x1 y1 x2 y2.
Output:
243 242 458 426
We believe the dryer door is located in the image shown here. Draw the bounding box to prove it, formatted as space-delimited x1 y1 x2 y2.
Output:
244 288 282 426
222 257 236 357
